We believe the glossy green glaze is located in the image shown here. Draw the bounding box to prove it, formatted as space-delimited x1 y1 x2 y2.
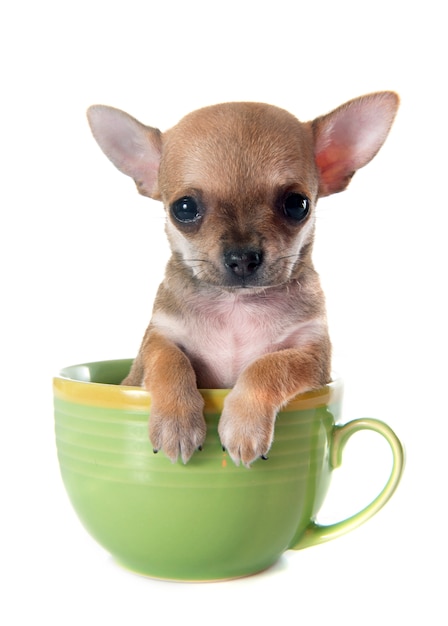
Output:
54 359 404 581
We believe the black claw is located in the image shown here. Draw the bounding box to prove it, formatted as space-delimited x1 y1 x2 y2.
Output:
153 448 159 454
222 446 226 452
198 445 203 452
261 454 269 461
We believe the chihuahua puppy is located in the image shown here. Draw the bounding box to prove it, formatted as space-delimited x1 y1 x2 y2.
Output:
87 92 399 467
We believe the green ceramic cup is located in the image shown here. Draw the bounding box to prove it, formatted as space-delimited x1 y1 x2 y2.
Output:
53 359 404 581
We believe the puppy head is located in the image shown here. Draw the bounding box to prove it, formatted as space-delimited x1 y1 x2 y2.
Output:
158 102 321 289
87 93 398 289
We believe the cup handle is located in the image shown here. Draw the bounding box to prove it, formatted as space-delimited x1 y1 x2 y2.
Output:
289 418 405 550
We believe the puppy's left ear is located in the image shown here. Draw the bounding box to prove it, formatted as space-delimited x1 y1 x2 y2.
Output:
87 105 163 198
313 92 399 197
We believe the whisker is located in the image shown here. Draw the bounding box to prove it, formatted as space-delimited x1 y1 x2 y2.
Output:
276 253 301 262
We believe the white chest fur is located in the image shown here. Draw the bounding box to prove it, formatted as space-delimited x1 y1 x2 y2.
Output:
151 288 325 388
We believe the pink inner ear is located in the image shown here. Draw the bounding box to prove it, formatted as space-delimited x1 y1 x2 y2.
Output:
315 144 356 196
87 105 163 198
314 93 398 196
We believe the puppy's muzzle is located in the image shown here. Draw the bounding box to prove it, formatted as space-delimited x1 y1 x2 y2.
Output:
223 248 263 285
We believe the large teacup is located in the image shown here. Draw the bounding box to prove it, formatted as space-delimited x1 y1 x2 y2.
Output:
53 359 404 581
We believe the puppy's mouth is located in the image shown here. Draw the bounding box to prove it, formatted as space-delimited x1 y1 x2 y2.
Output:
189 248 297 290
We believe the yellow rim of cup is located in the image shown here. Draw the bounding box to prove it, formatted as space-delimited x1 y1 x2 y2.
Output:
53 372 342 413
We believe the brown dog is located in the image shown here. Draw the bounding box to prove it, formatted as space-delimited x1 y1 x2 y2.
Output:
87 92 399 466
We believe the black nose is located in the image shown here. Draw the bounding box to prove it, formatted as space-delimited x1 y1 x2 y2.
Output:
223 248 263 278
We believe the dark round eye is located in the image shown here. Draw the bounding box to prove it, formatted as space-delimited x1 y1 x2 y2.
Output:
171 196 201 223
283 193 310 222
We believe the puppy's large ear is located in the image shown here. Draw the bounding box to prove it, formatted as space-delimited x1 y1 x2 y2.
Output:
87 105 163 198
312 92 399 197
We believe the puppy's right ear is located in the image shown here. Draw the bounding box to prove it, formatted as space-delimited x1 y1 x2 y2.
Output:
87 105 162 198
312 92 399 197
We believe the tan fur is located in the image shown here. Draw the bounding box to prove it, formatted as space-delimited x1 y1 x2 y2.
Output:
87 92 399 466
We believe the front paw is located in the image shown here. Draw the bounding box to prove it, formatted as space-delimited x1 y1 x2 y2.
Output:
149 391 206 464
218 389 276 467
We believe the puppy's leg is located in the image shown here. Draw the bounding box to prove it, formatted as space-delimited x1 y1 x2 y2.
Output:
130 330 206 464
218 343 330 467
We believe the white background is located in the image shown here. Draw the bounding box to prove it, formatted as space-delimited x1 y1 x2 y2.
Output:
1 1 447 624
